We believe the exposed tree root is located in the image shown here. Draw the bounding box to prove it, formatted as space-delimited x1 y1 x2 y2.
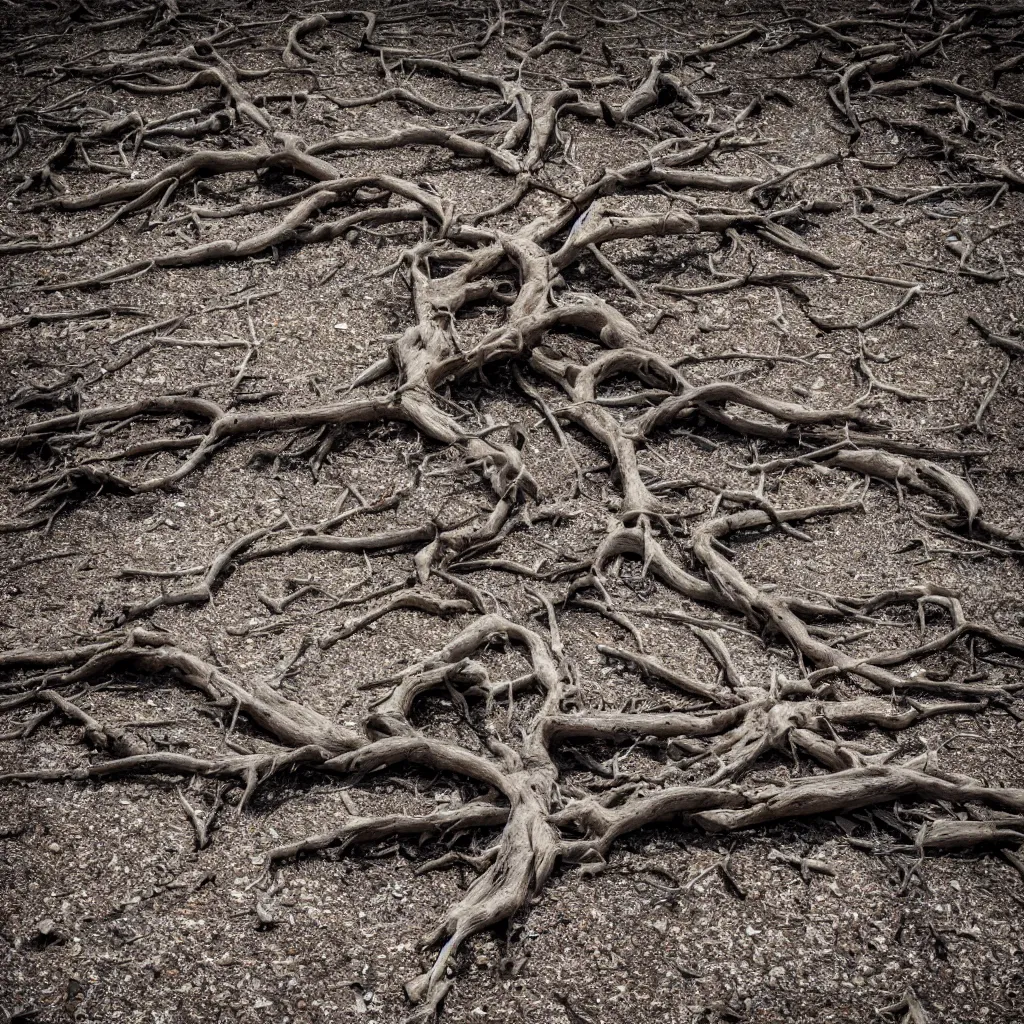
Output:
2 3 1024 1020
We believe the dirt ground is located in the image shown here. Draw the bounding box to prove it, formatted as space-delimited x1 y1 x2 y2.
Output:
1 1 1024 1022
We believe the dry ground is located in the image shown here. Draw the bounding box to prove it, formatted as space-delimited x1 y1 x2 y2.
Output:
1 2 1024 1022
